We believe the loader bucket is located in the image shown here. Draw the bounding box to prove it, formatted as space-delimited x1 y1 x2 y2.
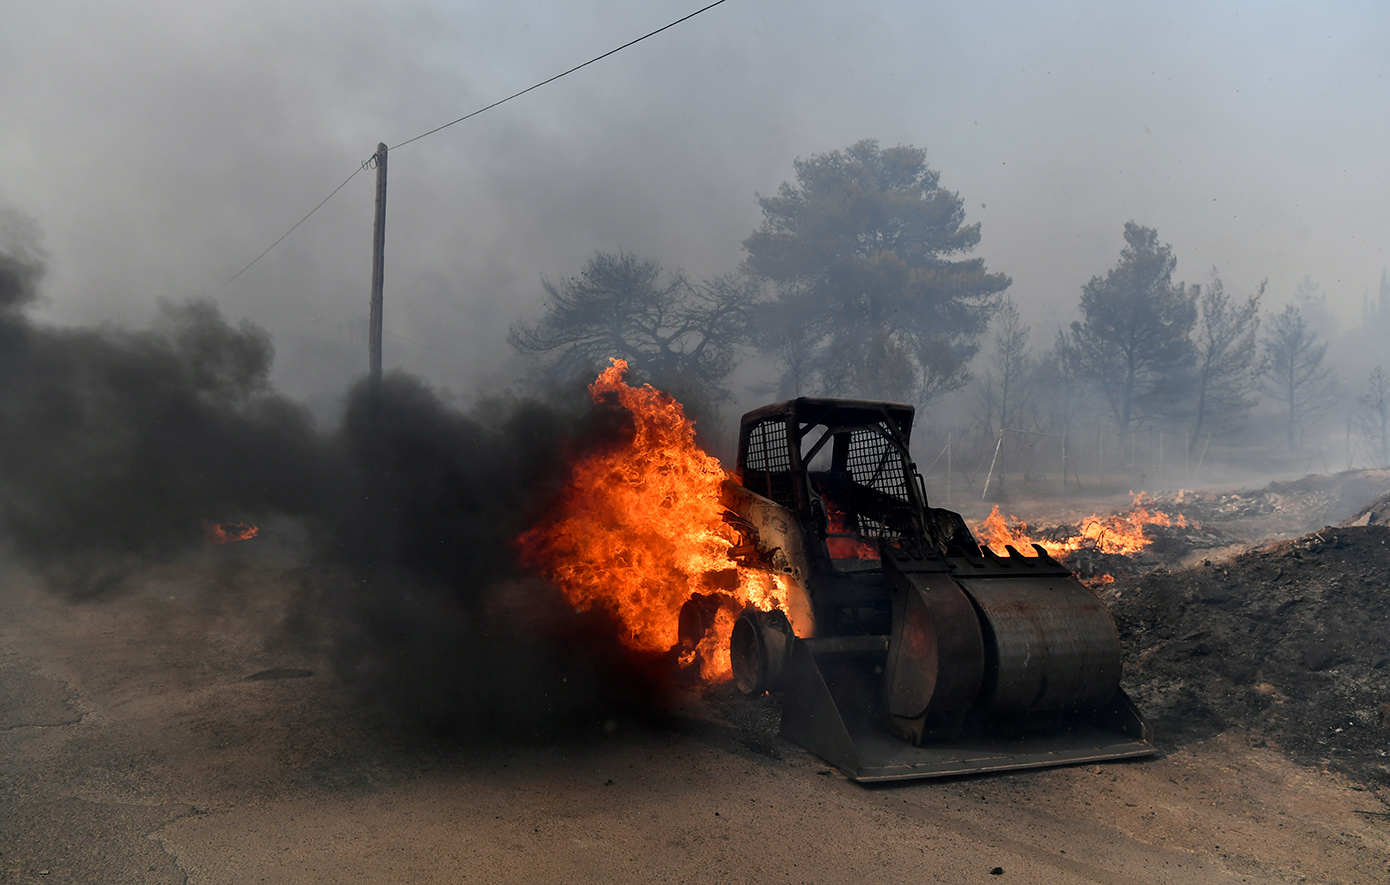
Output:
779 635 1153 782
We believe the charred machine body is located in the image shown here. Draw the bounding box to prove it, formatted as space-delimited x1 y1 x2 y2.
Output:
711 398 1152 782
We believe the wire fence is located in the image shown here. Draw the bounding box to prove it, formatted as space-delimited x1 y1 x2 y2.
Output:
912 424 1276 504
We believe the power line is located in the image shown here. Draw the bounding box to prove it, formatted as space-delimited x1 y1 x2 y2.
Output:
390 0 732 152
206 0 733 297
206 164 365 298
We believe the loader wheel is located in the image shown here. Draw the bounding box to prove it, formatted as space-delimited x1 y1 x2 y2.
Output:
730 609 792 696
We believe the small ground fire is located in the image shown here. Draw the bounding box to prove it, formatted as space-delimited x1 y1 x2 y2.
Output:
973 494 1187 559
202 521 259 544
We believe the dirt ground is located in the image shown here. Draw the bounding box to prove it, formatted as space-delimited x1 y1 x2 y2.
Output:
4 475 1390 883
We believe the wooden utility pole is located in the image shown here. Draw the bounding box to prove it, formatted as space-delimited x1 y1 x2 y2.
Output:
368 142 388 390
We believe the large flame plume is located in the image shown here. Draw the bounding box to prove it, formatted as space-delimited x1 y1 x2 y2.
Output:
517 360 785 681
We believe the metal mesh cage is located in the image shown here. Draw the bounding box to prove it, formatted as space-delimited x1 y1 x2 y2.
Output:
744 419 795 508
844 425 910 538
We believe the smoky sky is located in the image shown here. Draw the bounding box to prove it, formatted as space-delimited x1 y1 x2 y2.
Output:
2 0 1388 406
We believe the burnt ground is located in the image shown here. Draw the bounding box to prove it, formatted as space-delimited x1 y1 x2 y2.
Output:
1148 468 1390 553
1107 526 1390 789
3 471 1390 882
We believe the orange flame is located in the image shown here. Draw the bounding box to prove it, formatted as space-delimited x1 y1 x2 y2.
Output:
972 493 1186 559
823 497 878 559
202 521 259 544
516 360 786 681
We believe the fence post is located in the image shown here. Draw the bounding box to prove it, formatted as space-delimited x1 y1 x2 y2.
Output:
1097 424 1103 489
982 430 1005 501
1061 434 1067 493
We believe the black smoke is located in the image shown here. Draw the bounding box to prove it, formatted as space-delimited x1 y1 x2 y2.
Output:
0 229 670 738
320 372 668 737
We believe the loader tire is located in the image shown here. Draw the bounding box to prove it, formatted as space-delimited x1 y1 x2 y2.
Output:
730 609 793 696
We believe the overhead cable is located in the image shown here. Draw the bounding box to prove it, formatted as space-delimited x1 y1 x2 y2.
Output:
389 0 731 152
206 165 365 298
207 0 733 297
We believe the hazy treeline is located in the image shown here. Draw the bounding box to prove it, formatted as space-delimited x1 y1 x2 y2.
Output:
508 140 1010 428
948 229 1390 494
506 139 1389 488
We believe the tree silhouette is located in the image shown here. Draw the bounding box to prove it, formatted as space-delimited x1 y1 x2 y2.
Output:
1068 222 1196 441
1189 269 1264 451
1355 366 1388 467
1261 303 1337 451
743 139 1009 405
509 251 755 410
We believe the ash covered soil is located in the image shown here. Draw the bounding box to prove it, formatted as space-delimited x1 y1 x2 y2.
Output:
3 472 1390 883
1108 525 1390 789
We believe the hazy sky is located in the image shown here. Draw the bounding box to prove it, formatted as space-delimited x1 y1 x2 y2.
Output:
3 0 1387 398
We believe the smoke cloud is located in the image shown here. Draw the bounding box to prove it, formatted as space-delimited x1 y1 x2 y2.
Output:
5 1 1385 409
0 231 669 737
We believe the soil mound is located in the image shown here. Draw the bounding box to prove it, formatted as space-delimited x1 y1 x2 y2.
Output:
1343 491 1390 527
1154 469 1390 543
1109 524 1390 787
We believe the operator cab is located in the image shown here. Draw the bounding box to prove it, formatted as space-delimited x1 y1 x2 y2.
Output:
735 398 977 567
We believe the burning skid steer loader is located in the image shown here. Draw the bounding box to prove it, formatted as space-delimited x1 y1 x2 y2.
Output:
700 398 1153 782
